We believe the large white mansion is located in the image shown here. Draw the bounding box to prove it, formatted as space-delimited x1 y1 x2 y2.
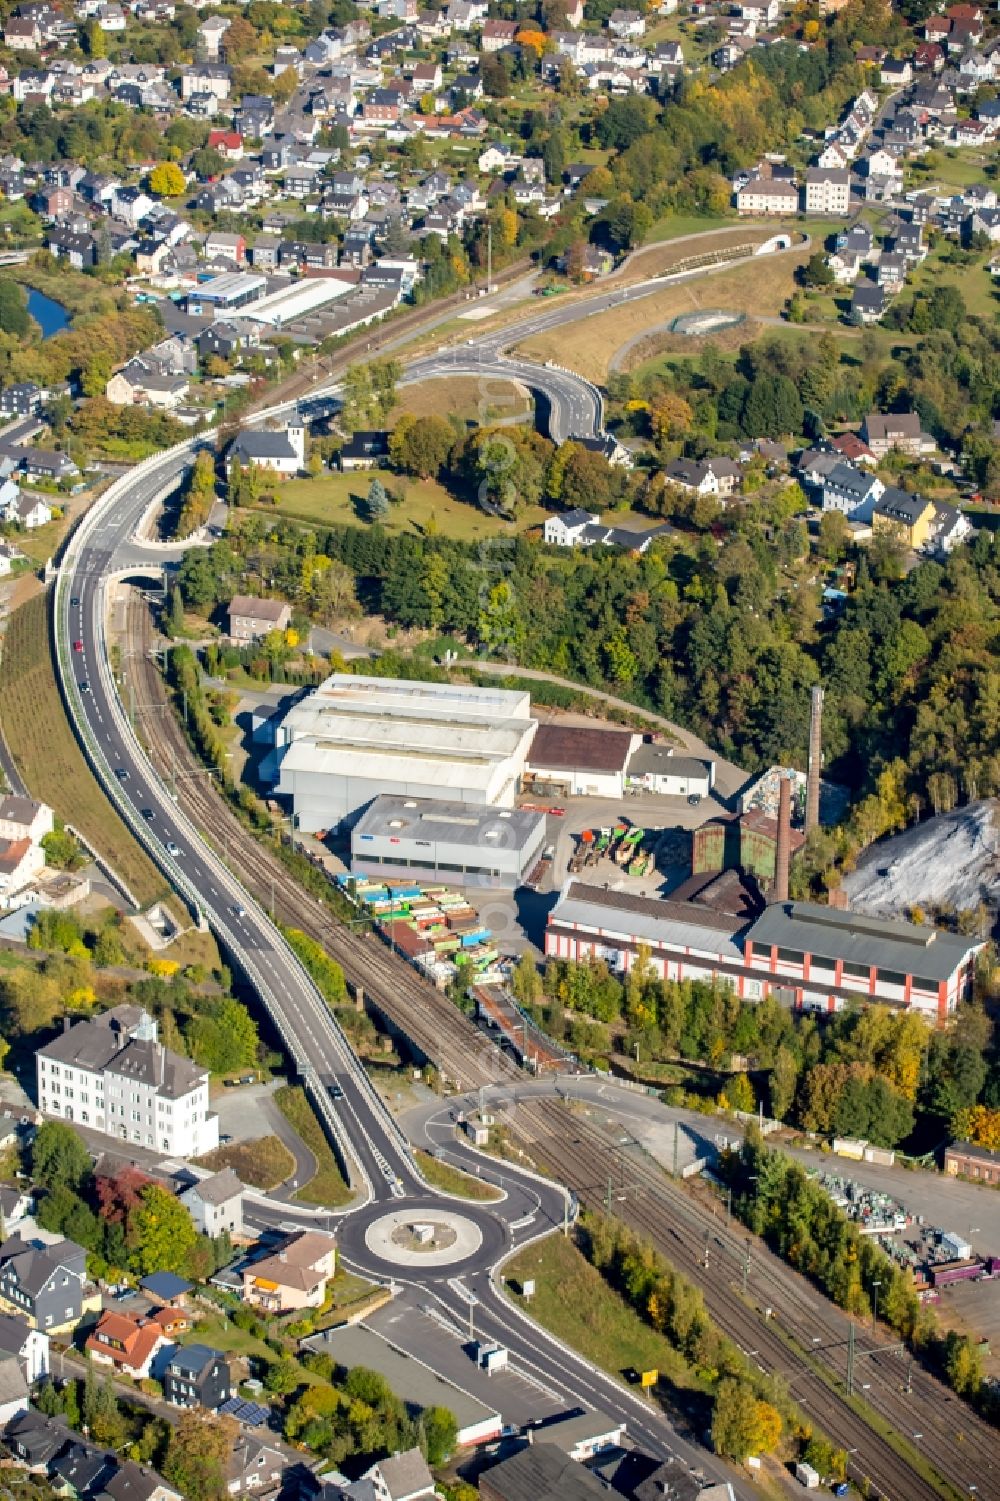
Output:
36 1005 218 1158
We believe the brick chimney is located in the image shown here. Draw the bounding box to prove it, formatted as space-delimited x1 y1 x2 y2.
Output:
774 774 791 903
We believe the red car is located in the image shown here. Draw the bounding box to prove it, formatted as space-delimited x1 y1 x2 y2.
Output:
72 639 83 652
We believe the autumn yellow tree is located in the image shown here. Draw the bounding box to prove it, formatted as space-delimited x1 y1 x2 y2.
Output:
951 1104 1000 1151
149 162 185 197
650 393 694 443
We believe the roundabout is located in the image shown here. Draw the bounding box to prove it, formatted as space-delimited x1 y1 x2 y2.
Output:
336 1196 507 1278
364 1207 483 1267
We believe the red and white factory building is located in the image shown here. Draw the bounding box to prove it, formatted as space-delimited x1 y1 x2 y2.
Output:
544 883 982 1021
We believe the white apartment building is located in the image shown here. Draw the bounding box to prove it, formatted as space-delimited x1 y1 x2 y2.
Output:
36 1006 218 1158
804 168 851 214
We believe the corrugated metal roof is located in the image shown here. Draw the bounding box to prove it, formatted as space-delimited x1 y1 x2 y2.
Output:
528 723 634 774
747 900 979 982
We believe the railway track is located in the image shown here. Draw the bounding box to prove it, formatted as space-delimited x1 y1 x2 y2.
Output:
514 1101 992 1501
121 594 992 1501
124 594 518 1095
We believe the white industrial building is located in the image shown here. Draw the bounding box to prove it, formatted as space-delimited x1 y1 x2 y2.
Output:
36 1005 218 1157
625 744 715 798
524 723 639 799
271 675 537 832
351 795 546 889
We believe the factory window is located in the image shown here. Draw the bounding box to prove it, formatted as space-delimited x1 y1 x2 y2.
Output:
438 863 465 873
877 969 907 988
809 954 836 972
842 961 870 980
776 948 804 965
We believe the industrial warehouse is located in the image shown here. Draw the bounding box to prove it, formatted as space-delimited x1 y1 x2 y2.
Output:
270 676 537 832
350 796 547 891
544 883 982 1020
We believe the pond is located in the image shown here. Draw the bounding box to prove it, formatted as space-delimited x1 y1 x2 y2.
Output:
26 287 70 339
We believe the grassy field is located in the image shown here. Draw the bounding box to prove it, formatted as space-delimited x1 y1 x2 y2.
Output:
273 1084 352 1207
503 1230 700 1397
906 243 998 321
0 593 165 907
517 248 808 383
392 375 533 430
259 469 547 540
414 1149 503 1201
646 212 733 244
194 1134 295 1190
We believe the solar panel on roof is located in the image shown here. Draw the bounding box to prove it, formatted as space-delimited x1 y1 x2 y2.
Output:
218 1397 269 1427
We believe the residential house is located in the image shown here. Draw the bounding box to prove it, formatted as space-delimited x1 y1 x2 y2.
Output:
204 230 246 265
228 423 305 477
180 1169 244 1237
735 177 799 215
50 1442 117 1497
338 430 390 470
105 360 189 411
0 1235 96 1333
481 17 517 49
663 458 719 496
608 7 645 36
861 410 928 457
0 382 45 417
225 1435 285 1498
816 460 885 520
206 129 243 161
360 1449 435 1501
927 500 974 556
880 56 913 85
85 1311 168 1381
180 63 232 101
5 19 41 50
0 1312 47 1384
241 1229 336 1312
850 279 886 324
830 432 875 466
104 1462 182 1501
197 15 229 59
872 488 935 548
4 1410 71 1473
162 1344 234 1410
876 251 907 291
227 596 292 643
544 508 600 546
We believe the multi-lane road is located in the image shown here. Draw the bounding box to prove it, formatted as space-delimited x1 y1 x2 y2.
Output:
55 435 753 1492
42 232 914 1498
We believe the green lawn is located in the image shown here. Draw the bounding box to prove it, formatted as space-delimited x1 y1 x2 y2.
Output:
273 1084 353 1207
910 143 999 193
905 244 998 321
182 1314 325 1386
414 1149 503 1201
647 212 733 244
258 469 547 541
503 1230 703 1397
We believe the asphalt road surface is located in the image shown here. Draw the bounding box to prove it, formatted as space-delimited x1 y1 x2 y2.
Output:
55 441 754 1496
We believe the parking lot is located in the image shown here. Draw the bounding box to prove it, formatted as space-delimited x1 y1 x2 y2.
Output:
366 1292 569 1430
